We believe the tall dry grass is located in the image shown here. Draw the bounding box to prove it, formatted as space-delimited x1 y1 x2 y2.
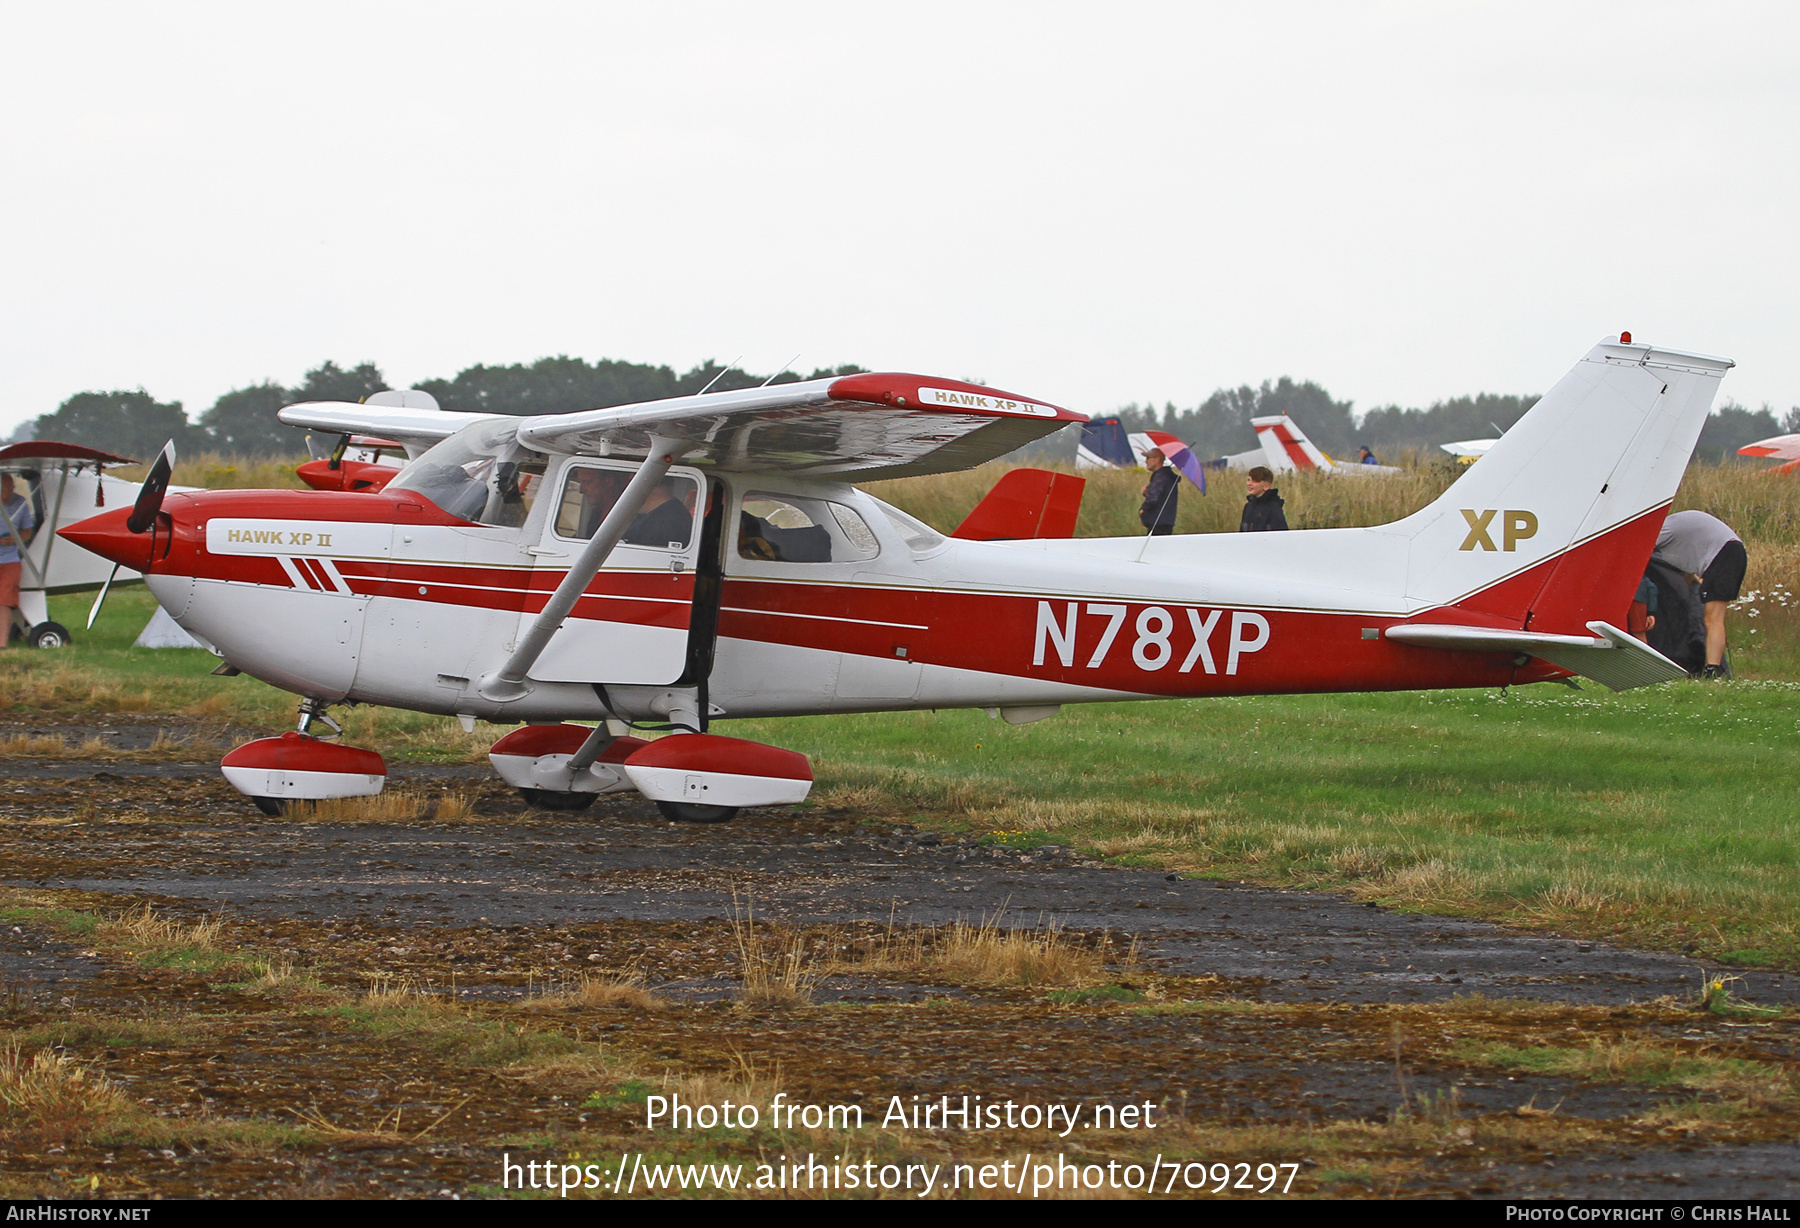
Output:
110 452 310 492
865 459 1459 538
1673 463 1800 546
839 917 1107 987
98 904 223 953
731 904 819 1009
521 969 665 1012
0 1044 131 1145
284 791 478 822
868 458 1800 546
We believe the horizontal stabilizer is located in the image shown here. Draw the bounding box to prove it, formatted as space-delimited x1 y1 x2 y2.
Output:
1385 620 1687 691
952 468 1085 540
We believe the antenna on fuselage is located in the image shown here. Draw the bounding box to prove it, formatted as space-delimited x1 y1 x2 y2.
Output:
695 356 744 397
759 354 802 387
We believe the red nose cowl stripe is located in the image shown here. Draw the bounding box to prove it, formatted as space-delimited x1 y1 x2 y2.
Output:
58 506 155 572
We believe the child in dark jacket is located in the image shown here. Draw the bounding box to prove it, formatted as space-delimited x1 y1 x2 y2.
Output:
1239 466 1288 532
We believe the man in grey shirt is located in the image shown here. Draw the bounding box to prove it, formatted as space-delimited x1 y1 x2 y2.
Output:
1652 510 1745 678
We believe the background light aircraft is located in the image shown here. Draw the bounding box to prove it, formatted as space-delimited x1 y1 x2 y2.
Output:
296 435 409 493
1441 438 1500 464
295 389 463 493
1131 416 1403 478
1075 417 1135 469
1737 432 1800 476
62 338 1730 823
0 441 161 647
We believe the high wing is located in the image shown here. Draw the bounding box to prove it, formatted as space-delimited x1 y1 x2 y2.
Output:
514 373 1083 479
276 403 508 459
0 441 139 467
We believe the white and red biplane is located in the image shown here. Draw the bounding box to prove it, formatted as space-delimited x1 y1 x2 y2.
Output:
1 440 155 647
61 337 1730 821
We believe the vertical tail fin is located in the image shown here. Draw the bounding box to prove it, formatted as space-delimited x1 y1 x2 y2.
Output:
1389 338 1732 633
1252 415 1335 473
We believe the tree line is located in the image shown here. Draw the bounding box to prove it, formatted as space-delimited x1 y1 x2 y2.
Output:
1106 379 1799 465
12 357 1796 465
10 357 867 461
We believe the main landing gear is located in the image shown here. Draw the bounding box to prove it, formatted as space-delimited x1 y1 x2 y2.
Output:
220 699 386 816
489 723 649 812
27 621 71 649
489 727 814 822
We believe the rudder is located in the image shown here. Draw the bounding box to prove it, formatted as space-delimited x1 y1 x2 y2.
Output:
1388 337 1732 634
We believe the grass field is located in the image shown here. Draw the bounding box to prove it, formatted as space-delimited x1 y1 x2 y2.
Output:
13 459 1800 970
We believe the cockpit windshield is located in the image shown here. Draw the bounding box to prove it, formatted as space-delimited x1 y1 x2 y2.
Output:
387 421 547 527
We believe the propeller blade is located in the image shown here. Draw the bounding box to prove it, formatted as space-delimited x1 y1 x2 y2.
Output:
125 441 177 534
87 563 121 630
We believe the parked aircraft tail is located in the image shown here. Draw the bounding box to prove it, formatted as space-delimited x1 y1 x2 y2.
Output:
1390 337 1733 634
1251 415 1334 472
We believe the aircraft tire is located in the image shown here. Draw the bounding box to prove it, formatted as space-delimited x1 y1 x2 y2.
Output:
519 787 596 812
27 622 70 649
655 801 739 824
250 796 286 816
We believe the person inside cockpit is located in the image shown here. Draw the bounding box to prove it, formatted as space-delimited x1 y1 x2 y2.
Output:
623 477 694 548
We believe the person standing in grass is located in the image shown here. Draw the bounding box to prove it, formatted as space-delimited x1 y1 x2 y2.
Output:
1652 510 1745 679
0 473 36 644
1240 466 1288 532
1139 448 1179 536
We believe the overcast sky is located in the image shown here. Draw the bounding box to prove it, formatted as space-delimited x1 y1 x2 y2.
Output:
2 2 1795 435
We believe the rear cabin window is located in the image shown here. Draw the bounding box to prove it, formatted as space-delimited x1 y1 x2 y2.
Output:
737 495 879 564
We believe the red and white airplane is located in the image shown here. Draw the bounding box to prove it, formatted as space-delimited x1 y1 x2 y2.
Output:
1738 432 1800 476
61 337 1730 821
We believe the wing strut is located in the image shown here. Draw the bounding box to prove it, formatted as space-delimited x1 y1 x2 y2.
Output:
476 435 688 703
